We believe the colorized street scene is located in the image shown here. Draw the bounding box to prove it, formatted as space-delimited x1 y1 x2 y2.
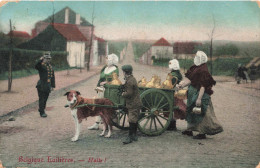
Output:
0 1 260 168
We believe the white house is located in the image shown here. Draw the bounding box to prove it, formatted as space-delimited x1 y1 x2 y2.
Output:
92 36 108 66
52 23 87 67
140 37 173 65
31 7 108 67
151 37 173 59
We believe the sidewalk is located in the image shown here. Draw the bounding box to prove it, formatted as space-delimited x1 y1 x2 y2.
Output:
0 66 103 117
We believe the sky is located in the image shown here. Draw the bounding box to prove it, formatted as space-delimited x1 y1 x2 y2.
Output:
0 1 259 41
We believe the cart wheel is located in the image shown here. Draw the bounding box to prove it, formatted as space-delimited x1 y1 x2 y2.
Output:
112 108 129 130
138 89 173 136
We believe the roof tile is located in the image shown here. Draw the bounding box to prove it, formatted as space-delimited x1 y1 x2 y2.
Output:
51 23 87 41
152 37 172 46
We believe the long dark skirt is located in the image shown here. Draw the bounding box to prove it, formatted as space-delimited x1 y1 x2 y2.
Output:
187 100 223 135
174 98 186 120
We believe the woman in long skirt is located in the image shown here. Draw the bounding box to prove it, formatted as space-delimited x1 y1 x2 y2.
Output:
176 51 223 139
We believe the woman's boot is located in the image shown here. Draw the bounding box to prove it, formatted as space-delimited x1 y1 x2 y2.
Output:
193 134 206 139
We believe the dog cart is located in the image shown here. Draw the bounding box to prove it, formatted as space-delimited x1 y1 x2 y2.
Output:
103 84 179 136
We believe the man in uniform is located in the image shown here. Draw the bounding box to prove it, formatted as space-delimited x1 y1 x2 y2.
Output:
121 65 142 144
35 52 55 117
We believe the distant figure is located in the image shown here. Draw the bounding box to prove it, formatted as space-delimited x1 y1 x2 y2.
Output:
237 64 250 84
35 52 55 118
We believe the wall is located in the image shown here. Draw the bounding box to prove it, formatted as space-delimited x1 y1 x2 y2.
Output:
66 41 85 67
77 26 93 45
106 42 109 57
173 54 194 59
141 48 152 65
151 46 173 59
92 39 99 66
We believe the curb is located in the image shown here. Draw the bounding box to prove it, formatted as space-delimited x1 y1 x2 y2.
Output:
0 71 99 123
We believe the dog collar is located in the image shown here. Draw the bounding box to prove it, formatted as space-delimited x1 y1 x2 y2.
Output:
70 100 80 109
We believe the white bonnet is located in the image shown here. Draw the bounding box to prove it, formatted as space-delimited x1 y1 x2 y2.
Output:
194 51 208 66
169 59 180 70
107 53 119 65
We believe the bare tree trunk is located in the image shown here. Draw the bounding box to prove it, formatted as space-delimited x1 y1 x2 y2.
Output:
184 54 187 73
80 46 82 73
67 52 70 75
8 19 13 92
210 38 213 75
208 14 215 75
86 3 95 71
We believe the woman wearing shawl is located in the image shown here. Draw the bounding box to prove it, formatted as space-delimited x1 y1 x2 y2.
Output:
88 54 119 130
176 51 223 139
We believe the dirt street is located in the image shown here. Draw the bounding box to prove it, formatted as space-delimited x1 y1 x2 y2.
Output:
0 42 259 168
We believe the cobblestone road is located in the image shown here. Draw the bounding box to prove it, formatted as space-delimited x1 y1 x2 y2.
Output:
0 43 259 168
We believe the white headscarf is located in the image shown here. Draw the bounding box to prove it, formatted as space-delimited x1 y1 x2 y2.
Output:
194 51 208 66
169 59 180 70
107 53 119 66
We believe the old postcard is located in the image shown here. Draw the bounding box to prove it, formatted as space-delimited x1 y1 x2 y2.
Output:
0 1 259 167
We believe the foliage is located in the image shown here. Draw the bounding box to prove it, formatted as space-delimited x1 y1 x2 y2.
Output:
0 66 74 80
18 26 67 51
132 42 151 59
0 32 10 48
153 57 252 76
215 44 239 56
210 57 251 76
0 32 26 48
0 48 69 74
108 41 127 60
193 42 211 56
153 58 170 66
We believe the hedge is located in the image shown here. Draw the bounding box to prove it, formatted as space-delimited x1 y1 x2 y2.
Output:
153 57 253 76
132 42 151 60
108 41 127 60
0 48 69 74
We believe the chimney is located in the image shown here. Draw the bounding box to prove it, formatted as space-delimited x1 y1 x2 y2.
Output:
76 14 81 25
65 8 69 24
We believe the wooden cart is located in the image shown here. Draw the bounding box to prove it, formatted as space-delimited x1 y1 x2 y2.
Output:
104 84 178 136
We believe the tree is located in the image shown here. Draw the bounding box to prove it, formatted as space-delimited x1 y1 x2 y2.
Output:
194 42 210 56
86 3 95 71
8 19 13 92
0 32 9 48
215 44 239 56
208 15 216 75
